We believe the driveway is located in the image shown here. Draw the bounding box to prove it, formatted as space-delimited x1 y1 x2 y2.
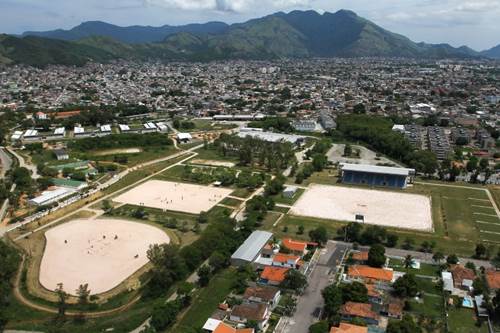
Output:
279 241 348 333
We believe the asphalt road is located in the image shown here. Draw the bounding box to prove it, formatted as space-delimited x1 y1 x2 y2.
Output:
280 241 348 333
0 147 13 178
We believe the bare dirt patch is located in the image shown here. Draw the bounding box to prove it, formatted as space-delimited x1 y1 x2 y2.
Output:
40 218 170 295
113 180 233 214
290 184 432 231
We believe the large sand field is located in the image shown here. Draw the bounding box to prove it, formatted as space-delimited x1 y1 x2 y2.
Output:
40 218 170 295
290 184 432 231
113 180 233 214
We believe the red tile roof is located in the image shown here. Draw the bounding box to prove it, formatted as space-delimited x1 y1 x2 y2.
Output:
330 323 368 333
273 253 300 264
347 265 393 282
351 251 369 261
486 270 500 290
282 238 307 252
450 265 476 286
260 266 289 283
214 322 254 333
340 302 378 320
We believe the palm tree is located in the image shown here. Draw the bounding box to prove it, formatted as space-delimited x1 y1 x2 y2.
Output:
433 251 444 264
403 255 414 270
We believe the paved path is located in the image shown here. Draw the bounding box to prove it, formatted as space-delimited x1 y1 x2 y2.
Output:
0 146 13 178
6 147 40 179
329 240 493 269
279 242 348 333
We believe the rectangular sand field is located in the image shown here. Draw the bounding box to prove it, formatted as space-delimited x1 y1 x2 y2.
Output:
290 184 432 231
113 180 232 214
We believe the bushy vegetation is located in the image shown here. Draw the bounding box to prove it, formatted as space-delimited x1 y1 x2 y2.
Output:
213 134 296 171
69 133 172 151
336 115 438 174
0 241 21 330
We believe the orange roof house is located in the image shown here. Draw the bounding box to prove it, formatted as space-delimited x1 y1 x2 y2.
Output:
347 265 393 283
330 323 368 333
340 302 379 323
260 266 289 285
450 265 476 288
351 251 369 262
282 238 308 254
214 322 254 333
486 270 500 290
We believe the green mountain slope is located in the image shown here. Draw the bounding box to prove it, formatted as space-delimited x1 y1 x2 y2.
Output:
0 34 116 66
2 10 486 67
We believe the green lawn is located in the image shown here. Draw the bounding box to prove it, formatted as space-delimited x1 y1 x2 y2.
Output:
192 147 239 163
407 294 443 319
88 147 178 167
388 258 440 277
261 211 283 230
447 307 489 333
220 197 244 207
270 188 305 206
230 188 253 199
173 268 238 333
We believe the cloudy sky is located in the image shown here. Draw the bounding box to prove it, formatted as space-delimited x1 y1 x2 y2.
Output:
0 0 499 50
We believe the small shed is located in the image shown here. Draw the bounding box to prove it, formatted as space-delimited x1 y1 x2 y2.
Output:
283 186 298 199
177 132 192 143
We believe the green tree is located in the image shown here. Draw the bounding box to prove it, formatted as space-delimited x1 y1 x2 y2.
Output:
150 301 180 331
55 283 68 318
76 283 91 305
344 144 352 157
393 273 419 298
387 314 422 333
197 265 211 287
340 281 368 303
368 244 386 268
446 254 459 265
309 321 329 333
309 226 328 246
475 243 486 259
322 284 343 320
281 270 307 292
209 251 228 272
403 255 414 270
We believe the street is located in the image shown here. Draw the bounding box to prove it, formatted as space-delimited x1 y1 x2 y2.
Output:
278 241 349 333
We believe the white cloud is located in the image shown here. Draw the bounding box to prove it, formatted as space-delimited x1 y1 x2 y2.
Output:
144 0 310 12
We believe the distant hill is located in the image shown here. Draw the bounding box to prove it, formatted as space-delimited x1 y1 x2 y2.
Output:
22 20 229 44
3 10 489 67
481 44 500 59
0 34 115 67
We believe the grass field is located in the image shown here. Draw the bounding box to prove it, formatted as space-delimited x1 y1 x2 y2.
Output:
270 188 305 206
388 258 440 277
447 307 489 333
173 268 238 333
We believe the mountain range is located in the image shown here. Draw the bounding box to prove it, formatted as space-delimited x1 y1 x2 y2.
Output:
0 10 498 67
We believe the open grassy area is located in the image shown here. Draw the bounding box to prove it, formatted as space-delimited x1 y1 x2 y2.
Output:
388 258 440 277
192 147 239 163
173 268 238 333
447 307 489 333
219 197 244 207
88 146 178 167
230 188 253 199
407 294 443 319
270 188 305 206
103 154 191 195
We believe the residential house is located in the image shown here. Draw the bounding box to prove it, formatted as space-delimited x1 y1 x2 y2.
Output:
450 265 476 291
340 302 379 326
486 270 500 292
366 284 383 305
203 319 254 333
272 253 301 269
346 265 394 284
382 298 404 319
351 251 369 263
330 323 368 333
260 266 289 286
243 286 281 310
230 303 269 330
281 238 309 256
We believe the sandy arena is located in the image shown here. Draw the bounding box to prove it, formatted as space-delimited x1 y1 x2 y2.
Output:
290 184 432 231
113 180 233 214
40 218 170 295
